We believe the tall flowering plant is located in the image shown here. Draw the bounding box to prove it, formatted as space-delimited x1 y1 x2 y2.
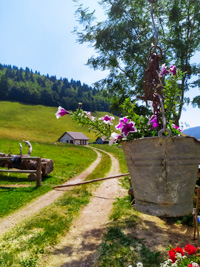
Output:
55 65 184 145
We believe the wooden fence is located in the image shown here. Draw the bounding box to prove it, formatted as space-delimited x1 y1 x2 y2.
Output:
0 157 42 187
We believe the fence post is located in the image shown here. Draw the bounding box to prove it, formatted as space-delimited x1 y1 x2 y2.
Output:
36 158 42 187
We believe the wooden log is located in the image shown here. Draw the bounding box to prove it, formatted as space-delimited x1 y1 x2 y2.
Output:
0 153 53 176
53 173 130 189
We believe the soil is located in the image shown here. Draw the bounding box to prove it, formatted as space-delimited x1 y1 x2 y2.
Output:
126 212 197 258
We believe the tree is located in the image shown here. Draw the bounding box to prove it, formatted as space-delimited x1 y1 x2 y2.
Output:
74 0 200 124
0 75 10 100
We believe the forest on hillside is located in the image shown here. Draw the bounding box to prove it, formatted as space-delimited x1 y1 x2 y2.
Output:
0 64 110 112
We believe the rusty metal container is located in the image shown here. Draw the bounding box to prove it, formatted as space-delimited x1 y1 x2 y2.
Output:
122 136 200 217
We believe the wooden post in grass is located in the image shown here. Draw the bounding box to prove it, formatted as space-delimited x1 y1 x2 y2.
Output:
36 157 42 187
0 156 42 187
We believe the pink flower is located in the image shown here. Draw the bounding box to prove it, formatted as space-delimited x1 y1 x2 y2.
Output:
84 111 95 121
99 115 114 125
116 117 129 130
148 115 158 128
169 65 176 76
121 121 137 137
159 64 169 77
55 106 69 119
172 124 182 132
184 244 197 255
109 132 122 146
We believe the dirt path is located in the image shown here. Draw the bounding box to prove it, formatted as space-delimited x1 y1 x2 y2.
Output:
38 149 127 267
0 147 102 236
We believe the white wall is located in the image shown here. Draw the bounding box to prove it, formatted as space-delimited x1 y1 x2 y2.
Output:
60 133 74 144
59 133 88 145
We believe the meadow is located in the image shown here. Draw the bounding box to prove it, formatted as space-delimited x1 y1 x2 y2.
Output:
0 101 190 267
0 101 119 217
0 101 131 266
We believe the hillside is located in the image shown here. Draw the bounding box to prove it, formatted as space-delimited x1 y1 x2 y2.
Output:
0 64 110 112
0 101 119 143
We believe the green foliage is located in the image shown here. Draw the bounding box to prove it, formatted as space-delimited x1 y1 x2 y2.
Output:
0 64 111 112
71 109 113 139
97 226 139 267
0 186 51 218
110 196 139 228
74 0 200 118
161 68 185 124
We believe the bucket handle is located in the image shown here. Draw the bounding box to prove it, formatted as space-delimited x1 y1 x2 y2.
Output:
157 94 172 137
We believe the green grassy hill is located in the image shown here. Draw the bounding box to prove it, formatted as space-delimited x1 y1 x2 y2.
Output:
0 101 120 218
0 101 119 143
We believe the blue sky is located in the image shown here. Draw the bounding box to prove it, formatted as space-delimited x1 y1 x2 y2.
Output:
0 0 200 129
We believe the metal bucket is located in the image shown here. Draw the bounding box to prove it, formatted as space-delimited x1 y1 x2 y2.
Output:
122 135 200 217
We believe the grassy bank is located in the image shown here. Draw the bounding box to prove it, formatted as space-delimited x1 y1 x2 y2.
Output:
0 101 118 143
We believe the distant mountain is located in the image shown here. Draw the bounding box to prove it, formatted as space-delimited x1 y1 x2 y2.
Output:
182 126 200 139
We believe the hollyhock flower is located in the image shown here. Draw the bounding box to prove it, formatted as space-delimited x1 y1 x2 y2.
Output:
159 64 169 77
148 115 158 128
55 106 69 119
184 244 197 255
99 115 115 125
169 65 176 76
115 117 129 130
109 132 122 146
121 121 137 137
136 263 143 267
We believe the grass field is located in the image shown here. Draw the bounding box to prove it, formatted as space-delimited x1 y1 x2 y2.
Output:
0 149 112 267
0 101 119 143
0 101 121 218
0 138 98 218
0 101 139 267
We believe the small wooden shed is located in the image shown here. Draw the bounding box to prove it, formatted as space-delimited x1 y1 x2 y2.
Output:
95 136 109 144
58 131 89 145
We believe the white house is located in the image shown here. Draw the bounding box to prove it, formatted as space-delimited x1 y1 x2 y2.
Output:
58 131 89 145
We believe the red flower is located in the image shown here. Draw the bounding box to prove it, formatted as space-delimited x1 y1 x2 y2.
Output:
184 243 197 255
174 245 184 256
168 248 176 263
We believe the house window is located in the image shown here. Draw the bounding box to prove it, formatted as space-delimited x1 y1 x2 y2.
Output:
70 140 73 144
